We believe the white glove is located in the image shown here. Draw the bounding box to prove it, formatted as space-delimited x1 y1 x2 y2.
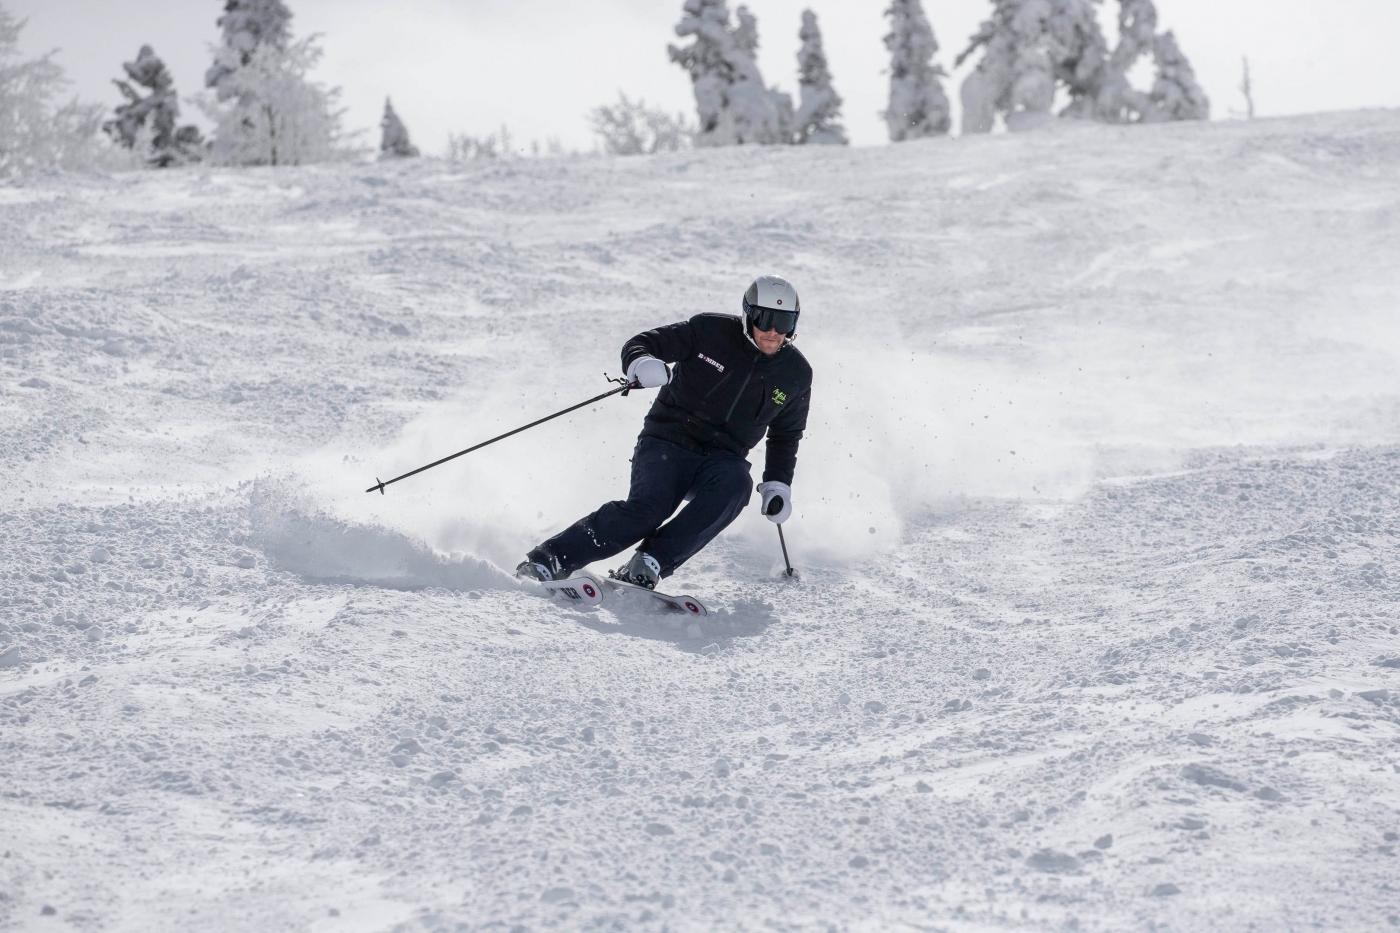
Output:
625 355 670 389
757 481 792 524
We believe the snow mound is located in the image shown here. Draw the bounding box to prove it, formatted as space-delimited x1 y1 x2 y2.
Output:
247 478 509 591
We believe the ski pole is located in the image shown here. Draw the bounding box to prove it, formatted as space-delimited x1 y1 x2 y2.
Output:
776 524 797 578
764 496 798 578
365 376 633 495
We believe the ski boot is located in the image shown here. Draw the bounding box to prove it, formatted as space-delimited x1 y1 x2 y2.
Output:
515 548 562 583
613 551 661 590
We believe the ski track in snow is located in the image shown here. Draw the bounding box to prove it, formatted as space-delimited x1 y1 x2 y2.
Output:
2 111 1400 930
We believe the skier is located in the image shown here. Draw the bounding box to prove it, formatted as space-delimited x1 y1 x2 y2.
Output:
516 274 813 589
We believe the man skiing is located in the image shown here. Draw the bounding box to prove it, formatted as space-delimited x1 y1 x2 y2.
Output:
516 274 813 589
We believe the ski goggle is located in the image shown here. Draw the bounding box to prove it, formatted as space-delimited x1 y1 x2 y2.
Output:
745 301 798 335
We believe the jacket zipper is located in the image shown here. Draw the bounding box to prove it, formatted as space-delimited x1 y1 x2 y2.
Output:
701 372 731 400
723 358 758 422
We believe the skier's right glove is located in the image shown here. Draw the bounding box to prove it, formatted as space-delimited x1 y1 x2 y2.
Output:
757 481 792 524
625 355 670 389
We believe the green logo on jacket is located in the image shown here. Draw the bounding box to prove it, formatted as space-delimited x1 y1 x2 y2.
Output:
771 388 788 406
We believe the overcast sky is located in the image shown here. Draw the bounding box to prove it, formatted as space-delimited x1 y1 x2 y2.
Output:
8 0 1399 154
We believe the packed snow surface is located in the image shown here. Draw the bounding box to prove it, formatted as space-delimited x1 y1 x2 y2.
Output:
3 110 1400 930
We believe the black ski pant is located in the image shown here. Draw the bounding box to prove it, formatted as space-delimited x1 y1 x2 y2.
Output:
533 436 752 579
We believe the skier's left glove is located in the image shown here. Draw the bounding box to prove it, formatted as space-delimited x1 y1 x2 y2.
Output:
757 481 792 524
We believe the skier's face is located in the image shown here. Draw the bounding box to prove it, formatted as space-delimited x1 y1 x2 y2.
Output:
752 325 786 356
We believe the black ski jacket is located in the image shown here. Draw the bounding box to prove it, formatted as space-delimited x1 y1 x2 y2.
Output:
621 313 812 486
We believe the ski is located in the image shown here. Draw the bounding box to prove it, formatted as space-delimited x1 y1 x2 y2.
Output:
531 570 710 617
603 574 709 617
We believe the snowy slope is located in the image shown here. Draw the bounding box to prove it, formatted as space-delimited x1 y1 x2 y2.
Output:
2 109 1399 931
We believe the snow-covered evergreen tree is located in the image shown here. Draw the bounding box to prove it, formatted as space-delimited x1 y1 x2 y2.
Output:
1112 0 1156 74
793 10 846 145
1076 1 1207 123
960 0 1122 132
734 5 759 58
955 12 1001 135
669 0 733 144
445 132 498 161
104 46 170 149
0 5 119 177
1085 0 1156 122
668 0 789 146
957 0 1047 133
1046 0 1110 119
732 5 798 142
199 0 353 167
104 45 203 167
669 0 726 144
882 0 950 141
1146 30 1209 121
201 35 349 167
446 125 569 161
959 0 1099 133
379 97 419 159
589 92 694 155
205 0 293 99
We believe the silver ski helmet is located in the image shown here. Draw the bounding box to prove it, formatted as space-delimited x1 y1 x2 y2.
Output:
742 274 800 339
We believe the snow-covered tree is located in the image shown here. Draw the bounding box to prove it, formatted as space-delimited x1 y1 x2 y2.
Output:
668 0 789 146
956 0 1052 133
669 0 736 145
959 0 1124 132
104 45 203 167
446 126 570 161
1111 0 1156 77
883 0 951 140
589 92 694 155
445 132 497 161
0 6 123 177
731 4 797 141
201 0 350 166
734 5 760 58
1084 0 1156 123
793 10 846 145
955 20 1000 134
201 35 350 166
770 87 796 144
1071 1 1207 124
1145 30 1208 121
205 0 293 99
1046 0 1110 119
379 97 419 159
